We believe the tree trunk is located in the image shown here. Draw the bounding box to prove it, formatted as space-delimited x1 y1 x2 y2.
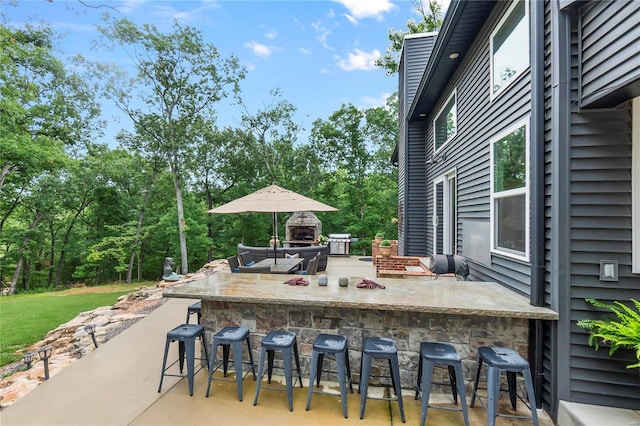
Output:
127 211 145 283
8 213 45 295
10 257 24 295
47 221 56 288
127 180 152 283
23 259 30 291
171 161 189 274
207 186 213 262
0 164 17 193
54 194 90 287
54 250 66 288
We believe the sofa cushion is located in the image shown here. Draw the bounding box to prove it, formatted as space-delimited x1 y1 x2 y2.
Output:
238 243 328 271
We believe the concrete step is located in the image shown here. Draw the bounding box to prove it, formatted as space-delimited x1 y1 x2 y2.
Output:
558 400 640 426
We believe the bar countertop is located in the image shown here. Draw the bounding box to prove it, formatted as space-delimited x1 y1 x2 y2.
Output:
163 273 558 320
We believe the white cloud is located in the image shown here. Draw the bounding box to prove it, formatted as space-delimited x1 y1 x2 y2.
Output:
299 47 312 55
360 92 392 108
336 48 380 71
333 0 395 21
265 31 278 39
343 14 358 26
312 21 333 50
149 1 220 22
245 40 272 58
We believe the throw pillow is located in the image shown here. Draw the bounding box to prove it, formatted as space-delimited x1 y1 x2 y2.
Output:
285 253 299 259
246 260 256 266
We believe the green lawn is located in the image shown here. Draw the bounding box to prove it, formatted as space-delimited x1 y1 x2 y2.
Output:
0 283 150 367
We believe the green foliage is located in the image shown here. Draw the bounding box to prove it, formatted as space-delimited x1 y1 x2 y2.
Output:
309 99 398 255
0 16 400 288
0 285 142 367
493 126 526 192
375 233 385 238
379 239 392 247
90 17 246 274
239 89 301 186
577 298 640 369
375 0 443 75
316 234 329 245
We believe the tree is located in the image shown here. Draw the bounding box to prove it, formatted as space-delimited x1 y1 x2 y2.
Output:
375 0 443 75
191 125 257 261
310 98 398 252
89 17 246 274
238 89 302 186
1 23 100 193
0 23 101 294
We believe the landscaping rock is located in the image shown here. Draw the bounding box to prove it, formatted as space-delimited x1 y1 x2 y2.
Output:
0 259 227 410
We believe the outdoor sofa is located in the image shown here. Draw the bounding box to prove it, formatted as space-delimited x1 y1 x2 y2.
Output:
237 243 328 271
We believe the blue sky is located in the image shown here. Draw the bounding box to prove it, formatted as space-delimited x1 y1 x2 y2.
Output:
2 0 443 146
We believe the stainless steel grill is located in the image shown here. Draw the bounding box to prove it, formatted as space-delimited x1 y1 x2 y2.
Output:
328 233 351 256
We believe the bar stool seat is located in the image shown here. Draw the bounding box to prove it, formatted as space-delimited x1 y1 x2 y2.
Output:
358 336 406 423
470 346 539 426
305 334 354 418
205 326 256 401
415 342 469 426
253 330 303 411
157 324 209 396
186 301 201 324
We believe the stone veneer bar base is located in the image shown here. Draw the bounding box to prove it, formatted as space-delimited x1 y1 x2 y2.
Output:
200 301 530 391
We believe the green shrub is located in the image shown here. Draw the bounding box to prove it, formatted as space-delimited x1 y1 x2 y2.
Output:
379 239 391 247
576 298 640 369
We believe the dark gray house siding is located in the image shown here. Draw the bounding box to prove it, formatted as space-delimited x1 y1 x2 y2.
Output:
560 0 640 409
566 105 638 408
398 35 436 255
398 0 640 419
420 0 534 294
579 0 640 108
542 0 555 413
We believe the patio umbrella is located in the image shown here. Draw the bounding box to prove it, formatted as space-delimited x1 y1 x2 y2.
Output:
207 185 337 263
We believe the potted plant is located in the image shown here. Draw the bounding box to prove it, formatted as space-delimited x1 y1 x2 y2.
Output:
374 233 384 244
314 234 329 246
378 239 392 257
576 298 640 369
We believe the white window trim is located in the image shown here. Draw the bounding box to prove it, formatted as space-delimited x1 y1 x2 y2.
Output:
633 97 640 274
489 0 530 101
433 168 458 255
489 118 530 262
433 89 457 154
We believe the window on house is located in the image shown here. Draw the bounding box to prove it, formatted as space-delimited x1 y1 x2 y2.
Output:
633 97 639 274
491 0 529 98
491 120 529 260
434 91 457 152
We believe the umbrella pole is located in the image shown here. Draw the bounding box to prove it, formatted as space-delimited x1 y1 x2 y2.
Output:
273 212 277 264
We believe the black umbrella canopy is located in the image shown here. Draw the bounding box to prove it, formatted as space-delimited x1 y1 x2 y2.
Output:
208 185 337 263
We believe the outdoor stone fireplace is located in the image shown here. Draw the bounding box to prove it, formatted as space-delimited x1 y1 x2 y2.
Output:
285 211 322 247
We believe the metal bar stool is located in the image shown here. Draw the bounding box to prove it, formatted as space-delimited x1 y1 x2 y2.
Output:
358 336 406 423
186 301 201 324
415 342 470 426
470 346 539 426
158 324 209 396
253 330 303 411
305 333 354 418
205 326 256 401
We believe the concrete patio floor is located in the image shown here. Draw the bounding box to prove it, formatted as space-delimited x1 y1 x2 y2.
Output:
0 256 553 426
